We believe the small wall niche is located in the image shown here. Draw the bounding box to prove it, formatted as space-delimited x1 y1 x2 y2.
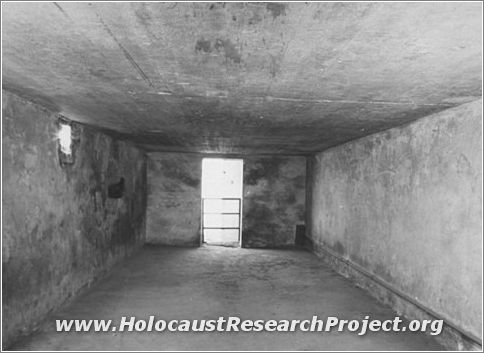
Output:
108 177 125 198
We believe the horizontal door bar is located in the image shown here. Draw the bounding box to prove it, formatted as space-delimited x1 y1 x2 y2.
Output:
203 227 240 230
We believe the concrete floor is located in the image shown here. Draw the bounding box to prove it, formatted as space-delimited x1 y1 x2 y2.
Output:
12 245 443 351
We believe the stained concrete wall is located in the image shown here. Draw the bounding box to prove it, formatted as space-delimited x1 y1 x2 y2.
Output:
2 90 147 348
243 157 306 248
146 154 305 248
146 153 202 246
307 99 482 343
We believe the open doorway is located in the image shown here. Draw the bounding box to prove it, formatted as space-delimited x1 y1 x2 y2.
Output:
201 158 243 246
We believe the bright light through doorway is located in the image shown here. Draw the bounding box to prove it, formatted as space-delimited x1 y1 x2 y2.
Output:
201 158 243 246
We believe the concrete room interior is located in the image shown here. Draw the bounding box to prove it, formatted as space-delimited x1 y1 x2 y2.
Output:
1 1 482 351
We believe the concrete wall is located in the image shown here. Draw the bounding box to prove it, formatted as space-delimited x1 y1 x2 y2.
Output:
243 157 306 248
146 154 305 248
146 153 202 246
307 99 482 347
2 90 147 348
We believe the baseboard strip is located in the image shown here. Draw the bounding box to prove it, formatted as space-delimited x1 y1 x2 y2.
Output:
306 238 482 350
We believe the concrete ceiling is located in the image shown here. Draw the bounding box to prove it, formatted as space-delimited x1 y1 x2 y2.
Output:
2 2 482 155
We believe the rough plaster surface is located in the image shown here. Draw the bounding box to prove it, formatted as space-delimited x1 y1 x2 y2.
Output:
243 157 306 248
2 90 147 348
146 154 305 248
2 2 482 153
307 100 482 342
146 153 202 246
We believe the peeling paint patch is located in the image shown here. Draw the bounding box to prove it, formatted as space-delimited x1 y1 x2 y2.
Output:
243 157 306 248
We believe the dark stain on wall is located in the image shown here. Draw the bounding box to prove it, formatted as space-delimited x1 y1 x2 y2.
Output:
145 154 305 249
194 37 242 64
195 38 212 53
269 54 282 78
2 90 147 349
266 2 286 19
248 10 263 25
214 38 242 63
333 241 345 256
146 153 201 246
154 157 200 188
242 156 306 248
244 158 283 185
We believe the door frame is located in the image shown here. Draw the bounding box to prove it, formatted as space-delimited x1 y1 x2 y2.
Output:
200 158 244 247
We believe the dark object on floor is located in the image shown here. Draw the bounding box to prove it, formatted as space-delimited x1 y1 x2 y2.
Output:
295 224 306 247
